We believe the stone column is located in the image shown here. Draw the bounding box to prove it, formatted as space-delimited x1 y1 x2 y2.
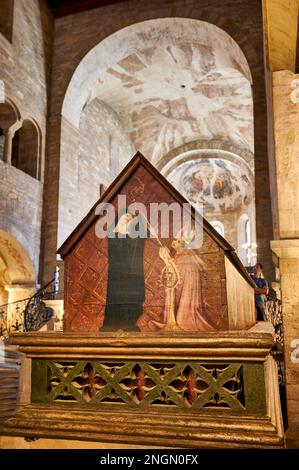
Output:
270 70 299 444
3 121 22 165
3 129 13 165
271 240 299 440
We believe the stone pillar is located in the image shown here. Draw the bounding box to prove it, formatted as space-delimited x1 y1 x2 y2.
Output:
3 120 23 165
3 129 13 165
270 69 299 441
271 240 299 436
272 71 299 238
263 0 298 73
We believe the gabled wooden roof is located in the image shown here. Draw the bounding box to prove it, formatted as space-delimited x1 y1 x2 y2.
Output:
58 152 255 287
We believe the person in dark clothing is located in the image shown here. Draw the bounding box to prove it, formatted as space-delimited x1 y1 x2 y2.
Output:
251 263 269 321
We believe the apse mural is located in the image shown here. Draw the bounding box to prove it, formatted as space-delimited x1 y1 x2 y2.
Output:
167 158 253 213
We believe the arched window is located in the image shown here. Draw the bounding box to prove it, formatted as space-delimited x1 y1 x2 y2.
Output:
11 120 40 179
237 214 256 266
210 220 224 237
245 219 251 245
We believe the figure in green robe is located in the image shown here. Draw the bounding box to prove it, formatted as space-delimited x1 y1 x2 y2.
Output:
101 211 145 331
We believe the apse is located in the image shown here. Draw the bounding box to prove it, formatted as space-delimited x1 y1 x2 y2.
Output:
162 149 255 264
167 157 253 212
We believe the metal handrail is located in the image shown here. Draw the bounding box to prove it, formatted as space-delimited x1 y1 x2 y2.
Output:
0 278 56 310
0 277 63 338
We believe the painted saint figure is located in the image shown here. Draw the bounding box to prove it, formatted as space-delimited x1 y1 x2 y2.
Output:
155 232 215 332
101 211 214 333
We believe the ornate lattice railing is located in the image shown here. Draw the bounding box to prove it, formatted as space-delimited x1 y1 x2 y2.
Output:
31 359 266 415
3 330 284 448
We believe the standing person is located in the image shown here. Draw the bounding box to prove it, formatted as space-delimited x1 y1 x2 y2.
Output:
251 263 269 321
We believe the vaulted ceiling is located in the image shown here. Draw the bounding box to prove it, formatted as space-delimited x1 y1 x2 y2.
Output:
63 18 254 167
91 43 253 164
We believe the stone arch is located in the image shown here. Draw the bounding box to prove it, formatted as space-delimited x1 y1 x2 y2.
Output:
0 229 35 308
156 139 255 173
62 18 252 128
0 99 20 128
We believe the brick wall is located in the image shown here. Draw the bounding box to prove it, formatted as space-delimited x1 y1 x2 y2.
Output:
0 0 53 128
0 0 53 279
0 161 43 275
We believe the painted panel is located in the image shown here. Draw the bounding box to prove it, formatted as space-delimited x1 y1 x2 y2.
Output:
64 165 228 332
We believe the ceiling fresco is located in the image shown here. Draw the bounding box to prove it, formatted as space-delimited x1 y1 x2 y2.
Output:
63 19 254 167
90 44 253 163
167 157 253 213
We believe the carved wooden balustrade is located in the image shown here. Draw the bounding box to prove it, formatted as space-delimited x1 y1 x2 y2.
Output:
0 325 284 448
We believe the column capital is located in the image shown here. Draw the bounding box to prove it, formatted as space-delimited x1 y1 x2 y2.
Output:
271 239 299 258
